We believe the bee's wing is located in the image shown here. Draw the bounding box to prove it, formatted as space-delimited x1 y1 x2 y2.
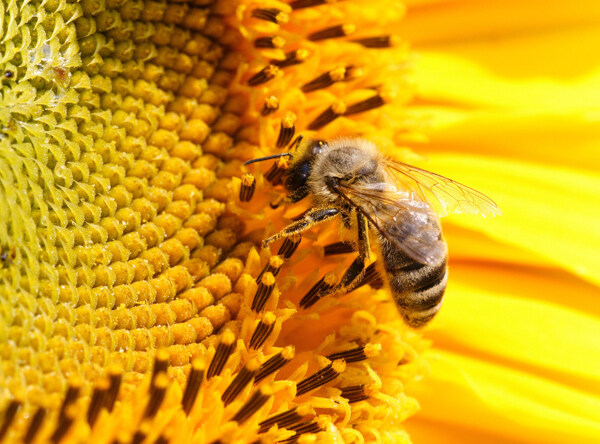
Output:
337 182 446 266
383 158 501 217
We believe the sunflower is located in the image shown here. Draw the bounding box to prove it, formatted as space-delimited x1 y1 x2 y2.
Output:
1 0 599 443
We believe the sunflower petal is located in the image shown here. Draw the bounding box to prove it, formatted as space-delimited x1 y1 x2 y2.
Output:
429 263 600 389
422 153 600 286
411 26 600 109
406 349 600 444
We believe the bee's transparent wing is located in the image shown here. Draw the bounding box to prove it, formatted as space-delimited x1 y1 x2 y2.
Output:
383 158 501 217
337 182 446 266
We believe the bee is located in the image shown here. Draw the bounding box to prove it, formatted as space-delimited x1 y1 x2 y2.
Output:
245 138 500 327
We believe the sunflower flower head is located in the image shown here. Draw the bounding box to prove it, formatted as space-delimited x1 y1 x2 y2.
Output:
0 0 431 442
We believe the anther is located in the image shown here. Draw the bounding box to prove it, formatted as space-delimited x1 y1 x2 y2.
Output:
290 0 335 10
264 156 289 185
308 24 355 41
340 385 372 403
151 349 169 386
0 401 20 441
302 66 353 93
51 407 76 444
131 430 146 444
143 372 168 419
276 113 297 148
251 8 289 25
299 272 337 309
308 102 346 130
248 65 279 86
249 311 277 350
261 96 280 115
24 408 45 444
354 262 383 290
231 387 272 425
256 255 285 283
272 49 310 68
239 174 256 202
105 367 122 412
255 346 295 383
182 358 205 414
323 241 354 256
221 359 260 406
255 36 286 49
258 404 312 434
295 360 345 396
207 330 237 379
280 420 323 442
344 94 385 115
87 378 110 426
58 382 81 424
51 382 82 443
326 343 381 363
132 422 151 444
277 234 301 259
352 35 396 48
251 272 276 312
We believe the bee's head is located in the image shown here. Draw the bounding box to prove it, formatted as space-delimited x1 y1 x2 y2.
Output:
284 139 326 194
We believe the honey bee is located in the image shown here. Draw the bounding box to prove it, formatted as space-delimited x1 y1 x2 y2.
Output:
245 138 500 327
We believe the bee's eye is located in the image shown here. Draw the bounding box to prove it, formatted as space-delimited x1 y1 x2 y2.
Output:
285 159 311 191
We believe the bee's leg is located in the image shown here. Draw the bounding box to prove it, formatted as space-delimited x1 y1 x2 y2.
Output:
331 211 371 294
262 207 340 248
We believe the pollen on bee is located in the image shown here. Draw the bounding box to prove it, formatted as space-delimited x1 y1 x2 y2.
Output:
248 64 279 86
239 173 256 202
276 112 296 148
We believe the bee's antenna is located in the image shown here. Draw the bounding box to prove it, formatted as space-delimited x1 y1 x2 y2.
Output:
244 152 293 166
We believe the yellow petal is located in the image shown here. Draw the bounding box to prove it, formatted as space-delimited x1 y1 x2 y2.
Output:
411 26 600 109
402 0 600 46
411 108 600 172
429 262 600 391
405 349 600 444
424 153 600 286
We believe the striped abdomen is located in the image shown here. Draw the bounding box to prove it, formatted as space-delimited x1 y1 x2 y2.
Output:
377 234 448 328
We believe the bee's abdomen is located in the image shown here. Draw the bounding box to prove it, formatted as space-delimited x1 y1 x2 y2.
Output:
380 239 448 328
